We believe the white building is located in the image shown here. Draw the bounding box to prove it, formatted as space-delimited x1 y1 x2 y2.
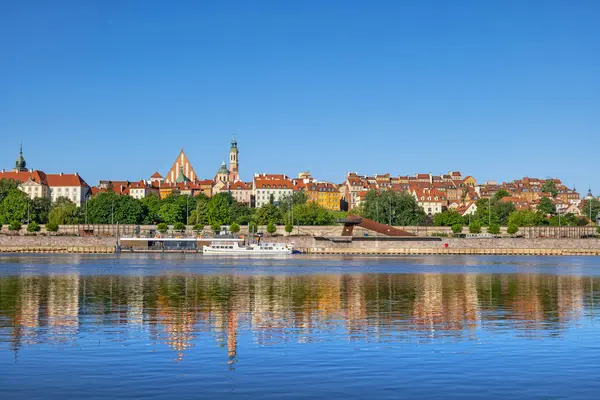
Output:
253 174 293 208
47 173 90 206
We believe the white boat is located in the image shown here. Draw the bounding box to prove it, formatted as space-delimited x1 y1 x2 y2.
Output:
203 240 293 255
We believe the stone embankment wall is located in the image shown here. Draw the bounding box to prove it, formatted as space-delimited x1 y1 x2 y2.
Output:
276 236 600 251
0 235 115 247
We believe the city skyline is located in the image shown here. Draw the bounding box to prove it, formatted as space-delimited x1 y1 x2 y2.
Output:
1 139 593 195
2 1 599 191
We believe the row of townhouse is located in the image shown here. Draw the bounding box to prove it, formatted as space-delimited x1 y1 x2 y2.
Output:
342 171 481 216
91 171 343 210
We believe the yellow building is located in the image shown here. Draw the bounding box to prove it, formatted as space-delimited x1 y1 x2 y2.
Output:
307 182 340 211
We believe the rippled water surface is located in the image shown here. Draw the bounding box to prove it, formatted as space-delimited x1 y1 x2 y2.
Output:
2 254 600 399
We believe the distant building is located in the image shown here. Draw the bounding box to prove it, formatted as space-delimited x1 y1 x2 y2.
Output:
253 174 293 208
164 149 197 184
0 145 90 206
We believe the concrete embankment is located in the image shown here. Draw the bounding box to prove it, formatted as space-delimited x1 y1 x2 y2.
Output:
0 235 599 256
0 236 116 254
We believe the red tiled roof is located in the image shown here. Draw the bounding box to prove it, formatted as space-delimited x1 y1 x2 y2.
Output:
151 172 163 178
45 173 89 188
0 170 48 185
255 178 294 189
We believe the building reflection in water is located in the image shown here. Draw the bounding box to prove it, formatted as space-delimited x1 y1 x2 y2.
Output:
0 272 598 361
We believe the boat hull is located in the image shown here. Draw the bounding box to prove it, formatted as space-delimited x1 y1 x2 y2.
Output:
203 248 293 255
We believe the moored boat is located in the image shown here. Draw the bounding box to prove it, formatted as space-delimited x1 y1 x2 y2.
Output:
203 240 293 255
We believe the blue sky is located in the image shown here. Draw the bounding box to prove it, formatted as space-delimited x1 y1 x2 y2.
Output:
1 0 599 193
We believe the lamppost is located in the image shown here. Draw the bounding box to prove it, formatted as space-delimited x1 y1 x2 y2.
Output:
488 197 491 226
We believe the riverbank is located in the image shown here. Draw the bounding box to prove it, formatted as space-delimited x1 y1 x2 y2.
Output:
1 235 599 255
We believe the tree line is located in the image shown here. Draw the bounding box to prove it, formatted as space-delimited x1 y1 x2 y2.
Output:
0 178 341 231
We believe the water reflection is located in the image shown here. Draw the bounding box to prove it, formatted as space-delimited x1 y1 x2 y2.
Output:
1 273 598 362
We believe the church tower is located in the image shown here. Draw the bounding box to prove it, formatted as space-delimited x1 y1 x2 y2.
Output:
13 143 28 172
229 138 239 182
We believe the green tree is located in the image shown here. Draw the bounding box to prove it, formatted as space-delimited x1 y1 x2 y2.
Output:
193 224 204 233
9 221 22 232
492 189 510 202
541 180 558 197
0 189 30 224
254 204 283 225
508 210 544 227
158 195 186 224
597 226 600 235
537 197 556 216
0 179 19 202
292 202 335 225
229 222 240 233
173 222 186 232
278 191 308 215
27 221 40 232
285 222 293 234
507 223 519 235
140 193 162 224
46 222 59 232
266 221 277 235
30 197 52 224
85 192 120 224
581 198 600 223
488 223 500 235
211 223 222 234
473 197 515 226
48 197 80 225
469 221 482 234
230 202 254 225
549 213 580 227
157 222 168 233
207 193 233 225
269 194 275 204
451 224 463 234
194 197 210 226
433 210 464 226
361 190 426 226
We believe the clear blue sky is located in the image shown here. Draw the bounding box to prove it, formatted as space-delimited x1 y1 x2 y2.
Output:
1 0 599 193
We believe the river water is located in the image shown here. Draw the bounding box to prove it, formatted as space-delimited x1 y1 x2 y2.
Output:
1 254 600 399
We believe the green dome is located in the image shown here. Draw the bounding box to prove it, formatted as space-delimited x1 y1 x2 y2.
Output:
217 161 229 174
15 143 26 171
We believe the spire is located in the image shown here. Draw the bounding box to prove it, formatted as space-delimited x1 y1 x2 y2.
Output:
231 137 238 149
175 163 189 183
14 142 27 172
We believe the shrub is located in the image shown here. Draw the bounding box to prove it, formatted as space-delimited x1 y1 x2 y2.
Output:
230 222 240 233
193 224 204 233
507 223 519 235
266 222 277 235
248 221 258 234
597 226 600 235
9 221 22 232
157 222 168 233
451 224 463 234
173 222 186 232
285 223 293 234
46 222 59 232
488 223 501 235
0 223 3 232
27 222 41 233
211 223 221 234
469 221 481 234
431 232 448 237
